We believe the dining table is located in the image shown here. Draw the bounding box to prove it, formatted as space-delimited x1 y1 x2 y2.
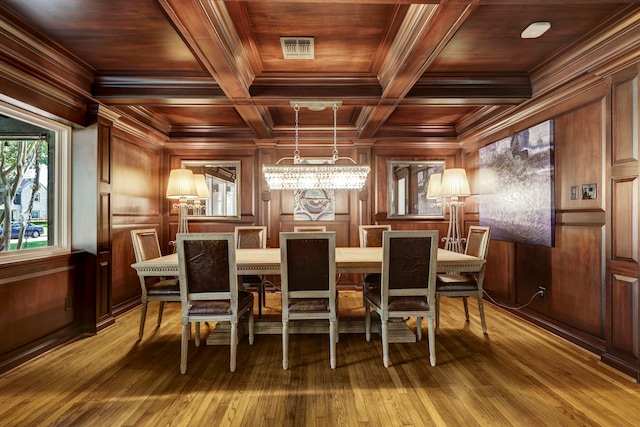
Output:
131 247 485 277
131 247 485 344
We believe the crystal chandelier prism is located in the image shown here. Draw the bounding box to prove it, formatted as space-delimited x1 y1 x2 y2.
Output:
262 101 370 191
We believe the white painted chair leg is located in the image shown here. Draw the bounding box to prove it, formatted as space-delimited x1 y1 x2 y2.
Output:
180 321 189 374
416 316 422 341
365 304 371 342
230 322 238 372
478 296 487 334
194 322 201 347
330 319 336 369
248 307 255 345
157 301 165 327
282 321 289 370
435 295 441 335
381 320 389 368
428 317 436 367
138 301 148 340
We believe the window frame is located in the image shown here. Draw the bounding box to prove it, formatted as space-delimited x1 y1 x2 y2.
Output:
0 100 71 263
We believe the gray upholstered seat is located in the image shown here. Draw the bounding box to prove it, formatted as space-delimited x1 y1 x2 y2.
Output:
176 233 254 374
234 226 268 316
435 226 491 334
359 225 392 302
280 231 338 370
364 230 439 367
130 229 180 340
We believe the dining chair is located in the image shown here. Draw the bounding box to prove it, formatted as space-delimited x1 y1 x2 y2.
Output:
176 233 254 374
280 231 338 370
359 225 392 302
364 230 439 367
130 228 180 340
234 226 267 317
436 226 491 334
293 225 327 232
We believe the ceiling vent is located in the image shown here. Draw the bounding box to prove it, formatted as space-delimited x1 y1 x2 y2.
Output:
280 37 314 59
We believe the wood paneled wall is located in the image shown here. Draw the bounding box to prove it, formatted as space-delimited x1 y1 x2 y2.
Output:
0 252 87 372
461 63 640 380
605 64 640 377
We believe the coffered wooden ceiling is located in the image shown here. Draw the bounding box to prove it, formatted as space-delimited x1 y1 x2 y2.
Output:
0 0 636 145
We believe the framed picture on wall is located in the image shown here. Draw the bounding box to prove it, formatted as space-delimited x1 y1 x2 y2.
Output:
479 120 555 247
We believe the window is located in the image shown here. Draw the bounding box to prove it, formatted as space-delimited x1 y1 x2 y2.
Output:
0 101 70 261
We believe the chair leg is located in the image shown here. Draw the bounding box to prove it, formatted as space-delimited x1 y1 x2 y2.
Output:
435 295 441 335
180 321 189 374
138 301 148 340
335 296 339 343
195 322 201 347
381 319 389 368
427 316 436 367
157 301 165 327
416 316 422 341
248 306 255 345
257 283 263 318
478 295 487 334
282 320 289 370
230 321 238 372
365 304 371 342
463 296 470 321
329 319 337 369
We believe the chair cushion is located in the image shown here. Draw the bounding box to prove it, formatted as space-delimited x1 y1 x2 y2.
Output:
364 287 430 311
188 291 254 315
436 273 479 292
288 298 330 313
147 278 180 295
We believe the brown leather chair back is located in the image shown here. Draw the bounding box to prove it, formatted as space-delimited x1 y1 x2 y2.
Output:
182 238 231 294
284 237 331 291
387 236 434 290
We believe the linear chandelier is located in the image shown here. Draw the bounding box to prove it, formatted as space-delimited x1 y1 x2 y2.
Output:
262 101 370 191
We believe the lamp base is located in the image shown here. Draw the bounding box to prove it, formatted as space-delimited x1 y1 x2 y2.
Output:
442 197 466 253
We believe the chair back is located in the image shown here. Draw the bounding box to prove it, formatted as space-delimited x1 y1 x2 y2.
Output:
465 226 491 260
280 232 336 299
293 225 327 232
176 233 238 306
359 225 391 248
381 230 439 306
235 226 267 249
131 228 162 262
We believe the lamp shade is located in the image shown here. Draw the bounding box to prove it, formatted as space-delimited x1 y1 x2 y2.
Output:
440 168 471 197
193 174 211 199
166 168 198 199
426 173 442 198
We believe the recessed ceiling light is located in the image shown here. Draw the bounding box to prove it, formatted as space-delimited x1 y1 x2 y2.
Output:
521 22 551 39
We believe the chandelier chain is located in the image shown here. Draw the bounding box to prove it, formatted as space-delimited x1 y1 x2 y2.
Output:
332 103 339 161
294 104 300 162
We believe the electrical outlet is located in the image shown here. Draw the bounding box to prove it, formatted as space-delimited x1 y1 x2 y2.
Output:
65 295 73 311
538 286 547 300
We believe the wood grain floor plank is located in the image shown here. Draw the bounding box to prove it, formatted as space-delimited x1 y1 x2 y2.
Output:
1 292 639 426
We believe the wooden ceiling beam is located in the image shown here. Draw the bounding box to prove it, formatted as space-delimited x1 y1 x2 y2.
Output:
405 73 531 104
357 2 479 139
156 0 273 139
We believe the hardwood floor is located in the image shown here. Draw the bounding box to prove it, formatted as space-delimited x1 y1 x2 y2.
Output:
0 292 638 426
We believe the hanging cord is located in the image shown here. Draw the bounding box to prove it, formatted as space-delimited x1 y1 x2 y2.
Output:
332 103 339 162
483 288 544 311
293 103 300 164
